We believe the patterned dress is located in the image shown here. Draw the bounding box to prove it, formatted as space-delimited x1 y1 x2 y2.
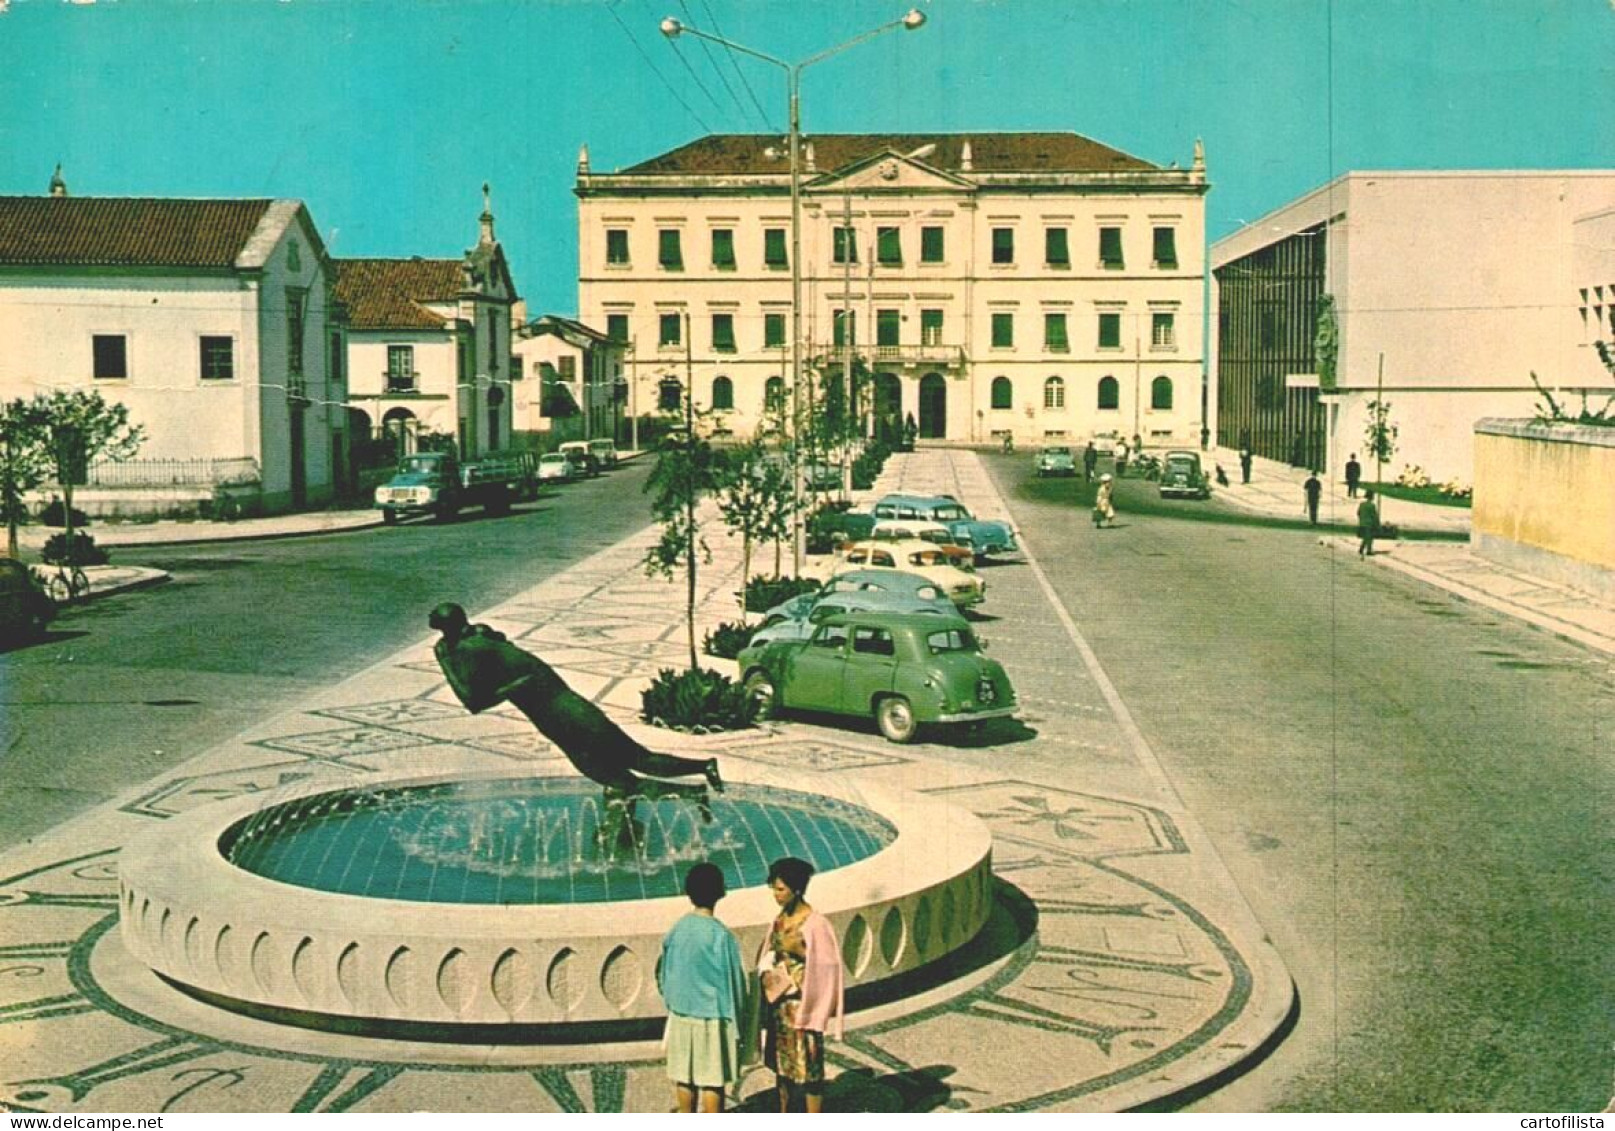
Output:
763 913 824 1085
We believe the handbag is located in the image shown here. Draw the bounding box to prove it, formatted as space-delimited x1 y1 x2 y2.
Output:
760 962 795 1004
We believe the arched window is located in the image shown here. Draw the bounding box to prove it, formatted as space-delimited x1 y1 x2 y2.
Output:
764 376 785 414
1151 375 1173 410
711 375 734 410
991 376 1013 410
1097 376 1119 410
1043 376 1065 410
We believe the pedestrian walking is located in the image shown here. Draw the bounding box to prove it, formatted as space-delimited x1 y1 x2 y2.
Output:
1303 471 1322 525
1113 436 1129 478
1082 441 1098 482
1239 446 1253 485
759 857 843 1114
1357 490 1380 557
1345 453 1362 498
659 863 749 1113
1093 473 1116 528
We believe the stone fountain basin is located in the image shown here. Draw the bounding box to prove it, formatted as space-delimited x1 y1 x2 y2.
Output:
117 766 994 1029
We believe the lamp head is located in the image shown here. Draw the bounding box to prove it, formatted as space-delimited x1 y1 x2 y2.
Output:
659 16 683 38
902 8 926 30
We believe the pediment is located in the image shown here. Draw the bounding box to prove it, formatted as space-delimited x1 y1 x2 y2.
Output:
806 150 971 194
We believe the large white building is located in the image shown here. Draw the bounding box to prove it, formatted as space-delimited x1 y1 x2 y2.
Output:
509 313 625 448
333 191 518 460
575 132 1208 447
1212 171 1615 483
0 178 346 514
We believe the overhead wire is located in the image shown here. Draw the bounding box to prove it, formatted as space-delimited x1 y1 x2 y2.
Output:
698 0 778 135
605 0 714 135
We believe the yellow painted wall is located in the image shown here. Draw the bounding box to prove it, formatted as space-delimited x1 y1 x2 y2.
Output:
1473 423 1615 572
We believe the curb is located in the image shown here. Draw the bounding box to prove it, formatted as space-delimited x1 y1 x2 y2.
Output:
80 567 172 600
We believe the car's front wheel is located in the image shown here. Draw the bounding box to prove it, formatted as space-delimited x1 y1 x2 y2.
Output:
875 695 918 744
743 670 779 721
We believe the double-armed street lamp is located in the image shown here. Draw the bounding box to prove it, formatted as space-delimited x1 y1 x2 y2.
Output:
660 9 928 573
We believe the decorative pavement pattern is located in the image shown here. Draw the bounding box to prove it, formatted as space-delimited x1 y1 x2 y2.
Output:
0 451 1290 1113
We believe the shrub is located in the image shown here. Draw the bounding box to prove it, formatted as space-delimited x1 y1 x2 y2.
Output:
38 499 90 528
42 531 108 566
744 574 819 613
1396 464 1430 489
806 500 853 555
640 666 757 732
1439 480 1472 500
703 621 759 660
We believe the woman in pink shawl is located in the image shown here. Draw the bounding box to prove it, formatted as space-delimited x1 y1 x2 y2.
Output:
758 856 843 1113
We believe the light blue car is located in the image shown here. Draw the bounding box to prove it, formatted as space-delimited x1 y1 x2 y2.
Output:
871 494 1018 558
751 587 963 647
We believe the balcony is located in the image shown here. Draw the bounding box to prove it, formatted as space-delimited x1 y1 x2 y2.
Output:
811 343 966 369
385 371 421 394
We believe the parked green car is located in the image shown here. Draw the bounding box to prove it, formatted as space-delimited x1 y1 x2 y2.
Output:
737 610 1017 744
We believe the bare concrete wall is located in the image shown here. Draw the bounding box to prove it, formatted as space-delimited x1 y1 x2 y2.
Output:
1472 418 1615 601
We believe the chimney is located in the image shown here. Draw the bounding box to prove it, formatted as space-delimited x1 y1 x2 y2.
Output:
959 140 973 172
49 164 67 197
479 182 496 246
577 143 591 177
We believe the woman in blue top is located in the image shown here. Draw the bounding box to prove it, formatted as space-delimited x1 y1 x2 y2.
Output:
658 862 749 1112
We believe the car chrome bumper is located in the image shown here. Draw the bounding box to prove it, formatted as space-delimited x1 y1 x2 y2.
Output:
934 705 1018 724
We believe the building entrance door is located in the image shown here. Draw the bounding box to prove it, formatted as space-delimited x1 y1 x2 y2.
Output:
919 373 947 439
873 372 903 443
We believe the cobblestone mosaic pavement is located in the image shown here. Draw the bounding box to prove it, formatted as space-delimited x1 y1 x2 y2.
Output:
0 451 1291 1113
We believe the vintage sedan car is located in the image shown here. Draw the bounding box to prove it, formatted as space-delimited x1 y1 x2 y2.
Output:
587 438 618 467
1036 446 1078 477
869 519 975 571
536 452 575 483
558 441 600 477
749 587 959 647
1158 450 1212 499
738 611 1017 743
811 569 957 614
0 558 55 647
832 539 984 608
871 494 1017 558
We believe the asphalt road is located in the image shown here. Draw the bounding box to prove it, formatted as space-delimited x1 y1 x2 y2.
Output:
0 462 657 850
985 455 1614 1111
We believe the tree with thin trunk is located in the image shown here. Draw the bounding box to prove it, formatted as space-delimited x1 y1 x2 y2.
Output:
35 391 145 566
713 440 774 622
0 399 51 560
642 418 721 672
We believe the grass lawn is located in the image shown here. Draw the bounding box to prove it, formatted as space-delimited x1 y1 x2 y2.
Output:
1369 481 1472 509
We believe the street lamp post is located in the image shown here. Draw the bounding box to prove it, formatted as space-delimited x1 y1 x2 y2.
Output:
660 9 927 574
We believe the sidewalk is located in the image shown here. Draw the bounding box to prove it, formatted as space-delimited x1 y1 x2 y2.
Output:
0 448 1292 1114
1205 447 1471 536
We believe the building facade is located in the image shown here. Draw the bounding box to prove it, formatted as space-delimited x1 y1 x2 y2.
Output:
509 313 624 447
576 132 1208 448
1212 171 1615 484
0 181 346 514
334 190 518 461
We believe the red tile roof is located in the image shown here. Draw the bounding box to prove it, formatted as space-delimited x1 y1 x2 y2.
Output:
619 132 1158 176
332 258 465 331
0 196 276 267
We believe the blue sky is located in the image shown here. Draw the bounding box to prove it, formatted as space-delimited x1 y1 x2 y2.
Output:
1 0 1609 314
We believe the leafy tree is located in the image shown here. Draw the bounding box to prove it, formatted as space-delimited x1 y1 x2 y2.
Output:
713 441 777 621
0 399 50 559
642 424 722 671
32 391 144 564
1362 397 1398 481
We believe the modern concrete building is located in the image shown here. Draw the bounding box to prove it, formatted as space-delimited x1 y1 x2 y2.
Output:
1211 171 1615 484
509 313 624 448
0 174 347 514
334 188 518 460
575 132 1209 447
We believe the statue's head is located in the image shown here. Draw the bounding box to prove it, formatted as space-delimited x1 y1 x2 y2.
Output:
428 602 468 635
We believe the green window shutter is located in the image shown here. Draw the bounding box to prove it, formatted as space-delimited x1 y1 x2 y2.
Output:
659 313 681 346
920 309 943 345
606 314 629 343
834 227 858 264
1098 312 1121 349
764 228 788 267
991 312 1013 348
833 310 857 347
921 226 945 263
877 227 902 265
765 312 786 348
1045 313 1068 350
877 309 900 346
606 229 629 265
712 314 736 351
992 228 1015 264
659 230 683 269
711 229 736 269
1099 227 1123 268
1045 228 1070 265
1153 227 1178 267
